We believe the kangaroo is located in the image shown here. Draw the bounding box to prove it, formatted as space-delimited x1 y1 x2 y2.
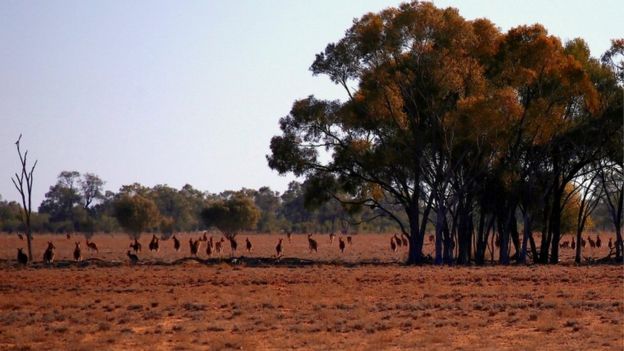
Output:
581 237 586 248
202 232 208 242
66 233 71 240
307 234 318 253
329 233 336 244
394 234 403 247
571 238 576 249
347 236 353 245
73 242 82 261
215 239 224 255
130 239 141 253
206 239 213 256
390 237 397 252
596 235 602 248
173 235 181 252
17 233 24 240
86 239 99 253
587 236 596 248
206 237 214 256
286 231 292 243
339 237 346 253
17 248 28 265
229 236 238 255
209 236 214 248
149 235 159 252
127 250 139 264
189 238 201 257
275 238 284 258
43 242 56 264
246 238 253 253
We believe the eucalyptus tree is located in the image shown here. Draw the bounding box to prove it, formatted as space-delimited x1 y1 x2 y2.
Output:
268 2 502 264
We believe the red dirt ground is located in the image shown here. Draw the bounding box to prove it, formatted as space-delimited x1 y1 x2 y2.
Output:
0 233 622 350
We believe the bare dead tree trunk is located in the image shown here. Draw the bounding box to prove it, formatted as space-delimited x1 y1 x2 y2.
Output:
11 134 38 260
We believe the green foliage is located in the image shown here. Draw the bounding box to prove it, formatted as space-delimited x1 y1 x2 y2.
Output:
113 194 160 237
150 184 198 231
0 199 22 232
201 194 260 237
80 173 105 210
254 186 283 232
38 171 106 232
159 216 175 235
39 171 82 223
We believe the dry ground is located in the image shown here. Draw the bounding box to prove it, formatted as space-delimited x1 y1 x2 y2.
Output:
0 233 622 350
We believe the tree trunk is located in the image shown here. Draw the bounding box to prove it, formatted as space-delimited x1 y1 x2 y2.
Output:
490 220 496 263
498 207 514 265
574 195 590 264
26 227 33 260
420 192 434 238
475 210 489 265
616 227 623 261
24 208 33 260
574 225 583 264
442 216 453 265
457 198 472 265
406 205 424 264
435 203 445 265
528 231 539 264
614 191 623 261
448 208 458 264
539 199 551 264
549 185 563 264
519 212 531 264
510 214 521 262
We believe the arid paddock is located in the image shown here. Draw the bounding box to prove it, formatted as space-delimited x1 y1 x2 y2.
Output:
1 233 622 350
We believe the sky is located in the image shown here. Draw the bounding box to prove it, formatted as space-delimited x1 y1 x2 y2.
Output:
1 0 621 206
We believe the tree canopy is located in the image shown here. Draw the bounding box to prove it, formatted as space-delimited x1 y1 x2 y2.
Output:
201 194 260 238
268 1 623 264
113 194 160 238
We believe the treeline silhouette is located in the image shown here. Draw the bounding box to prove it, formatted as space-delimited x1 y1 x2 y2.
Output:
0 171 401 236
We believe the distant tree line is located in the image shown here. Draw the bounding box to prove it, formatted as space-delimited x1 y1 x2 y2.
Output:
0 171 402 236
0 169 617 240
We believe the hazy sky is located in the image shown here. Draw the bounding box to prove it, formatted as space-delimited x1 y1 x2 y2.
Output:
1 0 620 206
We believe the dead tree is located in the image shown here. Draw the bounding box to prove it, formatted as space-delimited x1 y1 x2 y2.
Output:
11 134 37 260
